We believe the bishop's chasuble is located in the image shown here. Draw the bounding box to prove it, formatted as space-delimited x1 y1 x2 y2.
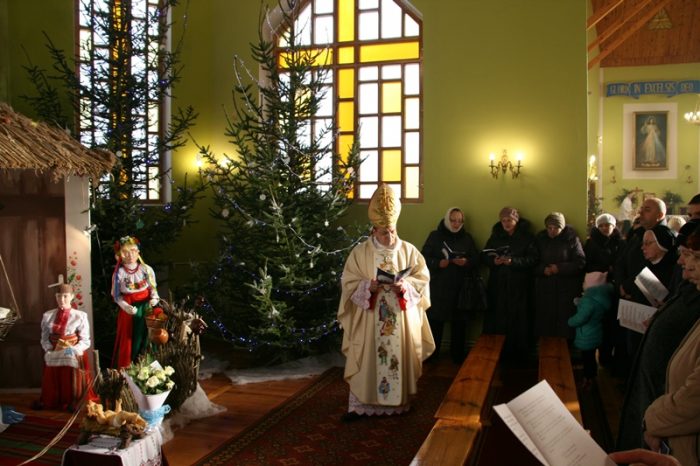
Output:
338 237 435 413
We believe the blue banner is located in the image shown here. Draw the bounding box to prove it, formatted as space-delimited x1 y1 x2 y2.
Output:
605 80 700 98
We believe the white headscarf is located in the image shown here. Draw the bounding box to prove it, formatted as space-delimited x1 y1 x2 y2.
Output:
443 207 464 233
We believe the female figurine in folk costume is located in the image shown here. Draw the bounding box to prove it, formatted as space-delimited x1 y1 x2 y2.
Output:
337 183 435 421
35 282 96 411
111 236 160 368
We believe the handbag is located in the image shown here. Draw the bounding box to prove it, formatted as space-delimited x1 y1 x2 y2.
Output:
458 273 487 311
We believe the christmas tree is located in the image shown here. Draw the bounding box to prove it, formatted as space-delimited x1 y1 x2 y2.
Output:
198 0 364 354
23 0 204 367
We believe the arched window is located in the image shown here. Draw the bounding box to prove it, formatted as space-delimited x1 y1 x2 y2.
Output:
276 0 423 201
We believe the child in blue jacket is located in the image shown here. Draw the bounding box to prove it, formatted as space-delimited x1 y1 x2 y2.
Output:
568 271 614 388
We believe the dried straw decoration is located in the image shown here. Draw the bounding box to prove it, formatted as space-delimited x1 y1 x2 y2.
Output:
0 102 115 183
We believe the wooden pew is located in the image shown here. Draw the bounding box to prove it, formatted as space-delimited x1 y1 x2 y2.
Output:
411 334 505 466
538 336 582 424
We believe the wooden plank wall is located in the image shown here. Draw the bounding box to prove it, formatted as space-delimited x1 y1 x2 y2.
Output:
0 169 65 388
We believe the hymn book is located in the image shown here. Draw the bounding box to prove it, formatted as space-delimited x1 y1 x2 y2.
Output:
494 380 615 466
483 245 511 257
376 267 411 284
633 267 668 306
617 299 657 334
442 242 467 260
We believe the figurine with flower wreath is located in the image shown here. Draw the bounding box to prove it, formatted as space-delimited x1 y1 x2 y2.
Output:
111 236 163 369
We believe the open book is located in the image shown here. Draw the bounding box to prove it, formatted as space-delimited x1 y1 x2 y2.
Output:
634 267 668 306
483 245 511 257
494 380 615 466
442 242 466 260
617 299 657 334
376 267 411 284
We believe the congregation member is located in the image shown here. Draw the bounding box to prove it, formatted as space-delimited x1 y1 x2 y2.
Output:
34 282 96 411
643 226 700 466
481 207 538 361
584 213 625 367
533 212 585 340
616 222 700 452
686 193 700 220
421 207 479 364
568 271 613 389
337 184 434 421
615 197 667 375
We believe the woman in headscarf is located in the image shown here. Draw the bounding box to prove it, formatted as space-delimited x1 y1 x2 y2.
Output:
421 207 479 363
584 212 625 366
533 212 585 339
481 207 538 360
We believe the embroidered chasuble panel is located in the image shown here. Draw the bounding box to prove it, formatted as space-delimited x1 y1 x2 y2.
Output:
374 248 403 406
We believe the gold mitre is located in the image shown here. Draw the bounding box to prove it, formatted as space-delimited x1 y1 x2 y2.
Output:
368 183 401 228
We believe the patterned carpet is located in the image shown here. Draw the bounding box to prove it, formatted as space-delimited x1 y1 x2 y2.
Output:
0 415 80 465
194 367 453 466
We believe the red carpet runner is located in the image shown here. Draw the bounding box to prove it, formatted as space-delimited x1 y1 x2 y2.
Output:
195 367 452 466
0 415 80 465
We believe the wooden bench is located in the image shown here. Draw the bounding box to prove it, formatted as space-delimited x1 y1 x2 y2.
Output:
411 334 505 466
538 336 582 424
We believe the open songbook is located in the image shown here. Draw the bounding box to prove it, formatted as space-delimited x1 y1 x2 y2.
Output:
494 380 615 466
634 266 668 306
442 242 466 260
483 245 511 257
376 267 411 284
617 299 657 334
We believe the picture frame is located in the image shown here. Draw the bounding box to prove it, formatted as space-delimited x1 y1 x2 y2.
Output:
633 111 668 170
622 102 677 180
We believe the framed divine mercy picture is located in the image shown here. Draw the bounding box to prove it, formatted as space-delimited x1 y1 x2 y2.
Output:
622 102 677 180
634 111 668 170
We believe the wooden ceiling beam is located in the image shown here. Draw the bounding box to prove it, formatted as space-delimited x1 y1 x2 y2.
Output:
587 0 627 30
588 0 675 69
588 0 654 52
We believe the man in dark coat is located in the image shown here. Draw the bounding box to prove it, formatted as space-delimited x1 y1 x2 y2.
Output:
614 197 667 376
616 221 700 452
421 207 479 363
481 207 538 360
533 212 586 339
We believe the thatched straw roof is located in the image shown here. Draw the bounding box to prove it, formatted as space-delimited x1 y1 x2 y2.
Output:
0 102 115 182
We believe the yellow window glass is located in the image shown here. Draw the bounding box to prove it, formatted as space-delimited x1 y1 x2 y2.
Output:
382 149 401 181
338 46 355 64
279 48 333 68
339 101 355 132
338 0 355 42
339 134 355 164
359 41 419 63
338 68 355 98
382 82 402 113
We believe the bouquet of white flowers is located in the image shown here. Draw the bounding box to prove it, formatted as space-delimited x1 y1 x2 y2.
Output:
126 360 175 395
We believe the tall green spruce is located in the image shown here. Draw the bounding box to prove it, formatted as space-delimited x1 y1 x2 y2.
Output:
23 0 203 367
198 0 364 354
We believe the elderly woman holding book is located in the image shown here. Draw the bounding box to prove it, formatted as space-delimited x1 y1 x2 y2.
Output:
481 207 538 361
421 207 479 363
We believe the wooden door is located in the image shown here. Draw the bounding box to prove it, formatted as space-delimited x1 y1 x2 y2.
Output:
0 169 66 388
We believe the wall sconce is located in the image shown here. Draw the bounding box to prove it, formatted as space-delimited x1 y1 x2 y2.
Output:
609 165 617 184
685 164 694 184
489 150 522 179
685 97 700 125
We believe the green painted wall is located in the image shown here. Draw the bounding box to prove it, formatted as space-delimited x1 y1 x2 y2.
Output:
4 1 589 280
590 63 700 217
